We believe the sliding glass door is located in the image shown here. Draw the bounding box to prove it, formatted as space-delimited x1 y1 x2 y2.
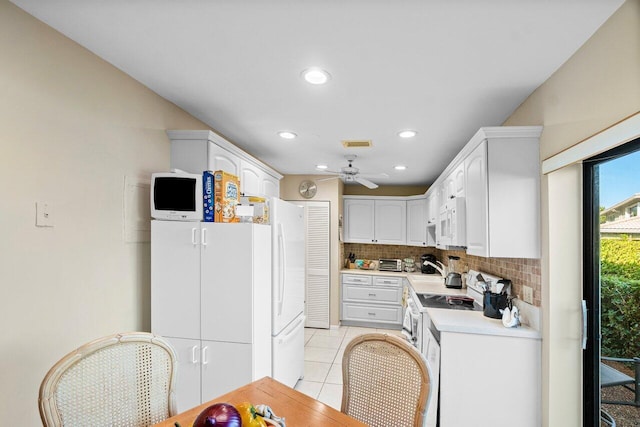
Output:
583 138 640 427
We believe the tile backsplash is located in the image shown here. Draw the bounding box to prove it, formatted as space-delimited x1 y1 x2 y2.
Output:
343 243 541 307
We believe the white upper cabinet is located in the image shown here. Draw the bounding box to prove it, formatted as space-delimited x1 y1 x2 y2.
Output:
463 128 542 258
464 142 489 256
442 161 465 202
343 198 375 243
208 143 241 176
452 162 465 198
167 130 282 198
374 200 407 245
343 197 406 245
424 126 542 257
240 160 262 196
406 197 428 247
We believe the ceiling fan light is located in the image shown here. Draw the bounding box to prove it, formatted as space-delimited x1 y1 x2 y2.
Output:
302 68 331 85
278 131 297 139
394 165 407 171
398 130 417 138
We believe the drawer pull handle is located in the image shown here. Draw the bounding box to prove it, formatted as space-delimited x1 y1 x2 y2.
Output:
368 293 377 297
368 312 376 316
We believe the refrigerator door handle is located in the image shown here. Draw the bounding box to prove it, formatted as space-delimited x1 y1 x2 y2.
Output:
277 316 306 344
278 223 286 315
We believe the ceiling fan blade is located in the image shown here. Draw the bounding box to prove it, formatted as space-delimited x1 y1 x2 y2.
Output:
317 176 340 182
359 172 389 179
355 176 379 189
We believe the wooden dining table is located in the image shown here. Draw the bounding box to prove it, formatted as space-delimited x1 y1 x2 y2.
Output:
153 376 367 427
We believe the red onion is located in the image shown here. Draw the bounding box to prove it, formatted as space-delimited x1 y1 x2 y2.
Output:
193 403 241 427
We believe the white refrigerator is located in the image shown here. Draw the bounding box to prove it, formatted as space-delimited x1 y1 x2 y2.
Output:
270 198 306 388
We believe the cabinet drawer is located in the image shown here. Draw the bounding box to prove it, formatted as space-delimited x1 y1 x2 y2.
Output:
373 276 402 287
341 303 403 324
343 284 402 304
342 274 373 286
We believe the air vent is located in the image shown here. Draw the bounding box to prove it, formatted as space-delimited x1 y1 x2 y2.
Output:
341 139 372 148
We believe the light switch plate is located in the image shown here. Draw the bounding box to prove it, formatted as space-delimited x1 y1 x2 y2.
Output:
523 285 534 304
36 202 54 227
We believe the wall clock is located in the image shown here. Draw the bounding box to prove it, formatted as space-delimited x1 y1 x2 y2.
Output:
299 180 317 199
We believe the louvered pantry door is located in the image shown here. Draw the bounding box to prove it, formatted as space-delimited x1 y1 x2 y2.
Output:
296 201 330 328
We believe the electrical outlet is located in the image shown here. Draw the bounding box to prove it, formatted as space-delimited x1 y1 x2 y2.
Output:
523 285 534 304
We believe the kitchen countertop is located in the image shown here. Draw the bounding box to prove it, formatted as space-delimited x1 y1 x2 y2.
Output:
341 268 541 340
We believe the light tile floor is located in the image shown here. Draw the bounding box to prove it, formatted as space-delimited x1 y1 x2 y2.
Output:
295 325 404 410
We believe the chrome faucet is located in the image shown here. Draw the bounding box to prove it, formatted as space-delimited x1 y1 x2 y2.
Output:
423 260 447 278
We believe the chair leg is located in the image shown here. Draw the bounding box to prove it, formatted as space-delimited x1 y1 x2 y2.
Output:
601 409 616 427
634 357 640 407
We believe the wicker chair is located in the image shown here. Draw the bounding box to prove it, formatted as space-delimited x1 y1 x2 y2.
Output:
341 333 431 427
38 332 177 427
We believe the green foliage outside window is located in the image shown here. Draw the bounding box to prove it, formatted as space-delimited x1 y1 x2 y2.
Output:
600 238 640 358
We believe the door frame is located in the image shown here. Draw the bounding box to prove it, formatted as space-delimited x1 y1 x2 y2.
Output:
582 137 640 425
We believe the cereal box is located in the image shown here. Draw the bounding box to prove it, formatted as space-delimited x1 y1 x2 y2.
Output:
214 170 240 223
203 171 215 222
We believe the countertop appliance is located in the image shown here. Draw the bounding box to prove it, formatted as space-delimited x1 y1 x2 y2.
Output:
420 254 437 274
445 273 462 288
271 198 306 388
379 258 402 272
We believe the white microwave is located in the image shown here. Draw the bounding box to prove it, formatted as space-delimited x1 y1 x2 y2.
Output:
438 196 466 247
151 171 203 221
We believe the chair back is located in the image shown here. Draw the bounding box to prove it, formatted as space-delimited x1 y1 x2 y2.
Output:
39 332 177 427
341 333 430 427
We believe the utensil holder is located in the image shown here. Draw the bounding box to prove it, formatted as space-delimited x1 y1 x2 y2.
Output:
483 292 509 319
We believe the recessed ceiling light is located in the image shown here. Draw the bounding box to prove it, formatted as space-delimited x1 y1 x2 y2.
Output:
398 130 417 138
302 68 331 85
316 164 328 170
394 165 407 171
278 131 297 139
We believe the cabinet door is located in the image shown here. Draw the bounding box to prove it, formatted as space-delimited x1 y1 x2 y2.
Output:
163 337 201 412
201 340 253 401
151 221 201 339
200 224 253 344
262 175 280 198
374 200 406 244
464 142 488 257
406 198 428 246
208 143 241 176
240 160 262 196
343 199 375 243
426 192 437 225
453 162 465 197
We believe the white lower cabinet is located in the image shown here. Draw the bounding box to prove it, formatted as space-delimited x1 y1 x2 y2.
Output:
165 337 202 414
439 332 541 427
163 337 254 413
340 273 403 328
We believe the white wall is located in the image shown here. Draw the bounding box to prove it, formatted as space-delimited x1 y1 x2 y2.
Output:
0 1 208 423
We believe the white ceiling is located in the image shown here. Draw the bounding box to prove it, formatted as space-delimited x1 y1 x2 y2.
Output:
11 0 624 186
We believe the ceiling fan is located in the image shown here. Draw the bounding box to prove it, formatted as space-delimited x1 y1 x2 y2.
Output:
319 155 388 189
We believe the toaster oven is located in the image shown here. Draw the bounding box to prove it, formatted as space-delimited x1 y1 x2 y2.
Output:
378 259 402 272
